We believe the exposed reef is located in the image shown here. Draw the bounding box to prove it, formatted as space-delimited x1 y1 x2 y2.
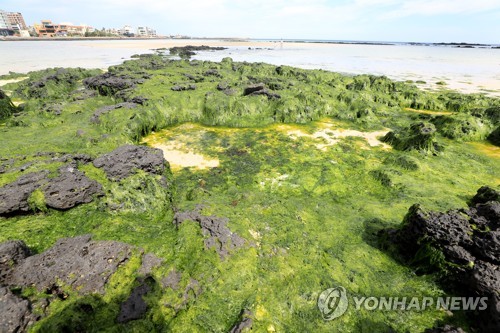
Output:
0 235 164 331
382 186 500 333
0 54 499 332
173 205 246 259
169 45 227 59
0 89 17 120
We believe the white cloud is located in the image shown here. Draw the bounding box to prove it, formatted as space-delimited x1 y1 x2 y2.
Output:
380 0 500 19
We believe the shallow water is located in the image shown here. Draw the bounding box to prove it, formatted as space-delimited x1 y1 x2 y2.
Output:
0 39 499 95
195 43 500 96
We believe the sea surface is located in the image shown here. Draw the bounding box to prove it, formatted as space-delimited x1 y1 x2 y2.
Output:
1 39 499 95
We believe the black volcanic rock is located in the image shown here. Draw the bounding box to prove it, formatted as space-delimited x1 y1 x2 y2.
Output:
41 165 103 210
3 235 133 294
0 235 166 331
84 72 149 96
173 206 245 259
469 185 500 205
0 171 49 216
0 286 37 333
93 145 167 181
0 240 31 282
0 164 102 216
90 102 139 123
243 83 266 96
243 83 281 100
385 186 500 333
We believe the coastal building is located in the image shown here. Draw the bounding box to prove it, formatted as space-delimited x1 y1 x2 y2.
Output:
7 12 27 30
0 10 9 29
118 25 134 37
34 20 93 37
0 10 14 36
136 26 157 37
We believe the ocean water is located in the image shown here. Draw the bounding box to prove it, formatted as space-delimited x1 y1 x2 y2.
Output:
1 39 499 95
195 42 500 95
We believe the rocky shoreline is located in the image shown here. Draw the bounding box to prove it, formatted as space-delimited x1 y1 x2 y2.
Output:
0 50 499 331
381 186 500 333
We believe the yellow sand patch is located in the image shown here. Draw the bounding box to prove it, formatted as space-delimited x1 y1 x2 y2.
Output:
0 77 28 87
142 124 220 170
404 108 453 116
281 124 390 150
151 142 219 170
469 142 500 159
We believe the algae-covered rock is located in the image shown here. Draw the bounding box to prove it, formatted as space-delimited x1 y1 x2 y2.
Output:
487 126 500 146
0 165 103 216
0 286 38 333
90 102 139 123
433 113 492 141
386 187 500 333
470 185 500 205
41 165 103 210
3 234 132 294
0 89 17 120
0 235 167 331
16 67 100 99
173 205 246 259
83 71 149 96
382 122 441 153
0 171 50 216
93 145 168 181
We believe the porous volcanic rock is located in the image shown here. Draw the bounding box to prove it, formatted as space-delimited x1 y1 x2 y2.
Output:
0 171 49 215
0 240 31 282
0 286 38 333
93 145 167 181
90 102 139 123
386 186 500 333
3 235 133 294
0 164 102 216
0 235 166 331
243 83 281 100
173 206 245 259
42 165 103 210
83 72 149 96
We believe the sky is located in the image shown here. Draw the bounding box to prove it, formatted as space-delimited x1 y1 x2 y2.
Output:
1 0 499 43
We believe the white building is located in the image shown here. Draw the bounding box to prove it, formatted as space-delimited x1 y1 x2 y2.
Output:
136 26 157 37
118 25 134 36
0 10 9 29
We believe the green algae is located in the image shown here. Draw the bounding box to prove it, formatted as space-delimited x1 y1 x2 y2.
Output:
0 56 499 332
